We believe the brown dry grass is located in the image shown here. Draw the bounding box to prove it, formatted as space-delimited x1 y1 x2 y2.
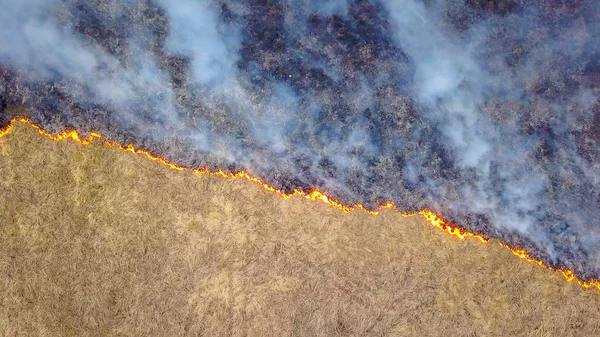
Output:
1 123 600 336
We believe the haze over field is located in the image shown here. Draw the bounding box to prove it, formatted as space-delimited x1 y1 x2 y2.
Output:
1 0 599 278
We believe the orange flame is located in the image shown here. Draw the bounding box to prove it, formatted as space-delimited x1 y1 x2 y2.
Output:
1 117 599 290
0 121 14 138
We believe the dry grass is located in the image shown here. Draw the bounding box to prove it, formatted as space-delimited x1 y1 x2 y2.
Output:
1 123 600 336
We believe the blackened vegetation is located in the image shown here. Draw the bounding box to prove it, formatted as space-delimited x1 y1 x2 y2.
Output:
466 0 521 15
1 0 600 280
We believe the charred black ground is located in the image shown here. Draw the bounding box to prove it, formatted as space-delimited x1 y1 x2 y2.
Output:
1 0 599 279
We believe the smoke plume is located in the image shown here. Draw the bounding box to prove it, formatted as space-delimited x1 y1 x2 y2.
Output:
1 0 599 279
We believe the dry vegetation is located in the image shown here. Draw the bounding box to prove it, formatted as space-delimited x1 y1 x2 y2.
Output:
1 123 600 336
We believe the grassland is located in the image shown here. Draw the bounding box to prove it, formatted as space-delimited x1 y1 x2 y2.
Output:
2 123 600 336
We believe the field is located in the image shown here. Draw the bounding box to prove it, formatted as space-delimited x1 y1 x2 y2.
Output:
2 123 600 336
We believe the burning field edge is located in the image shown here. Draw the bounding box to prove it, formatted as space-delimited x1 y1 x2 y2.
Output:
0 117 597 291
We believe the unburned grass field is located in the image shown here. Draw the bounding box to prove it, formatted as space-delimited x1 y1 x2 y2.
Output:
2 123 600 336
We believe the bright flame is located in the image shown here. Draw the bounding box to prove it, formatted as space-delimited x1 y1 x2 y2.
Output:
1 117 599 290
0 121 14 138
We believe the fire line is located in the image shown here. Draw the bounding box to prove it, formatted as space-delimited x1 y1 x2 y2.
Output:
1 117 598 290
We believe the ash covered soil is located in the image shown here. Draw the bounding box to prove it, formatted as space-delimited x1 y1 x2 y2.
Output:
1 0 600 279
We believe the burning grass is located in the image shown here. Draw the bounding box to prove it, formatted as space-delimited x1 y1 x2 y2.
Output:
2 121 600 335
1 118 596 287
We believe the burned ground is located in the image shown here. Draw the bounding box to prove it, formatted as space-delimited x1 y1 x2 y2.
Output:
1 0 600 282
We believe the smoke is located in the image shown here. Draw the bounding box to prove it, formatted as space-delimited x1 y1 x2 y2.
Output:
1 0 599 279
156 0 241 86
